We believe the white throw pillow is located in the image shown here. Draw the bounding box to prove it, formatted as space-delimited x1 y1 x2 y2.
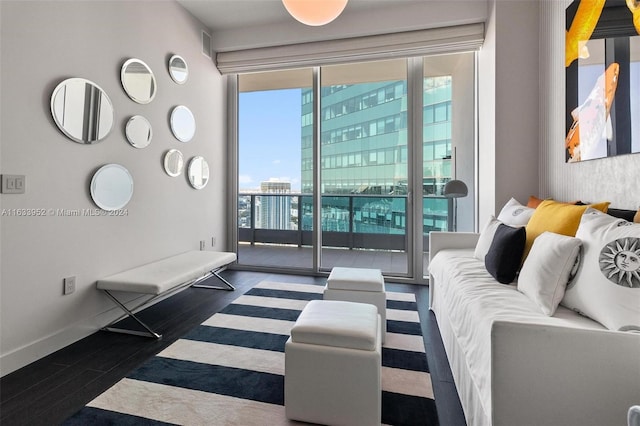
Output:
474 216 501 261
561 208 640 331
518 231 582 316
497 197 535 227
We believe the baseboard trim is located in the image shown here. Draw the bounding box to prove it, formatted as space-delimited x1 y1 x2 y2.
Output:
0 294 152 377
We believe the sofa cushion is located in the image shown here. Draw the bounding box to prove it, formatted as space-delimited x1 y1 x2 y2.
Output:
517 232 582 316
561 208 640 331
527 196 580 208
497 197 535 227
474 216 501 261
524 199 609 259
607 208 637 222
485 223 526 284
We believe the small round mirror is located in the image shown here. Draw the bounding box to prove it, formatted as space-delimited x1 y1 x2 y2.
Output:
163 149 184 177
90 164 134 210
125 115 152 149
168 55 188 84
170 105 196 142
50 78 114 144
121 58 156 104
188 156 209 189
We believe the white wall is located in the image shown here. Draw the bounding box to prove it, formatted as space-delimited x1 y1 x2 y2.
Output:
0 1 226 376
477 0 540 226
539 0 640 209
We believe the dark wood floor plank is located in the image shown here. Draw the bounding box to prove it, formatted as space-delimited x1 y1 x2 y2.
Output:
0 270 465 426
415 285 467 426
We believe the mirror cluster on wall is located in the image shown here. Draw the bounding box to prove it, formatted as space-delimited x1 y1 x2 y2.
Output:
49 52 210 211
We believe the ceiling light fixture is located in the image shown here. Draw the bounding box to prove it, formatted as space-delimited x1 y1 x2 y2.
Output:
282 0 348 26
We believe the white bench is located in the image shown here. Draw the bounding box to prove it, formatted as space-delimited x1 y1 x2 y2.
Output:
97 250 236 338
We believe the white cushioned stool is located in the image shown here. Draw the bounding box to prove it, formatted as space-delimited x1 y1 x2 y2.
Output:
324 266 387 342
285 300 381 426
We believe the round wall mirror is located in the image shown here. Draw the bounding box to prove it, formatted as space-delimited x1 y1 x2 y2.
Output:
188 156 209 189
50 78 114 144
168 55 188 84
163 149 184 177
125 115 152 149
121 58 156 104
90 164 134 210
170 105 196 142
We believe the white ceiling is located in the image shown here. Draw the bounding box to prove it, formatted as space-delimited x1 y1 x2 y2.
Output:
178 0 488 53
177 0 418 32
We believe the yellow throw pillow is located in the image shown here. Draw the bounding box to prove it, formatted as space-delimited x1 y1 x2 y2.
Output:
634 209 640 223
524 200 610 259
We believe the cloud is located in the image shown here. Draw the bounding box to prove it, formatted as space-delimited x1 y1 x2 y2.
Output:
238 175 253 184
272 159 281 164
268 177 292 183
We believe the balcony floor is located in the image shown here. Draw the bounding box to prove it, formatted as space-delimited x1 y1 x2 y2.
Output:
237 243 430 278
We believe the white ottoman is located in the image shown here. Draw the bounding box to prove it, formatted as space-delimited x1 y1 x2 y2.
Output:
285 300 382 426
324 266 387 342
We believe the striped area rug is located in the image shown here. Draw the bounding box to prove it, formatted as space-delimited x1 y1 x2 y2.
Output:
64 281 438 425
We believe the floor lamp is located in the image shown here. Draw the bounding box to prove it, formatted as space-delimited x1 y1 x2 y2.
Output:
444 179 468 231
444 148 468 231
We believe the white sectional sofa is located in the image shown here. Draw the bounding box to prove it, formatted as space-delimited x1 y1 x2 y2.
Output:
429 231 640 426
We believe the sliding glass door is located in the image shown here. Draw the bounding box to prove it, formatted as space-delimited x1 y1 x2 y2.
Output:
237 69 314 270
318 60 409 274
234 53 476 281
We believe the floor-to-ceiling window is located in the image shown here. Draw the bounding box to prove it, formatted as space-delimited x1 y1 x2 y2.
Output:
234 53 476 282
237 69 314 270
422 53 476 277
317 59 410 274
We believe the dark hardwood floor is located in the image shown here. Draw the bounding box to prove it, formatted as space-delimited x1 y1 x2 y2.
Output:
0 270 465 426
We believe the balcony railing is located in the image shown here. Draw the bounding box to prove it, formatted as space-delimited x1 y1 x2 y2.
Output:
238 193 451 251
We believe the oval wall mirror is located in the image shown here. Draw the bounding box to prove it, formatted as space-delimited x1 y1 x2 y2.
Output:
121 58 157 104
125 115 152 149
170 105 196 142
163 149 184 177
188 156 209 189
168 55 188 84
50 78 114 144
90 164 134 210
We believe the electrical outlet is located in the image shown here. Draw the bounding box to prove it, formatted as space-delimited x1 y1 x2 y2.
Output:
1 174 25 194
211 236 217 247
63 276 76 295
200 240 206 250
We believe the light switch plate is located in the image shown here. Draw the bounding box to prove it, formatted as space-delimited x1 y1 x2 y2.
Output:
1 174 25 194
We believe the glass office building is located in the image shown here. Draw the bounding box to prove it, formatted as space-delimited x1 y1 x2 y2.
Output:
299 77 453 234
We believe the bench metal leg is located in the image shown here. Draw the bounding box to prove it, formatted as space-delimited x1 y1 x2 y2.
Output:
100 267 234 339
191 269 235 291
100 290 162 339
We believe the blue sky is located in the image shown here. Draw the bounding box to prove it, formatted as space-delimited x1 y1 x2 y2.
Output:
238 89 302 191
